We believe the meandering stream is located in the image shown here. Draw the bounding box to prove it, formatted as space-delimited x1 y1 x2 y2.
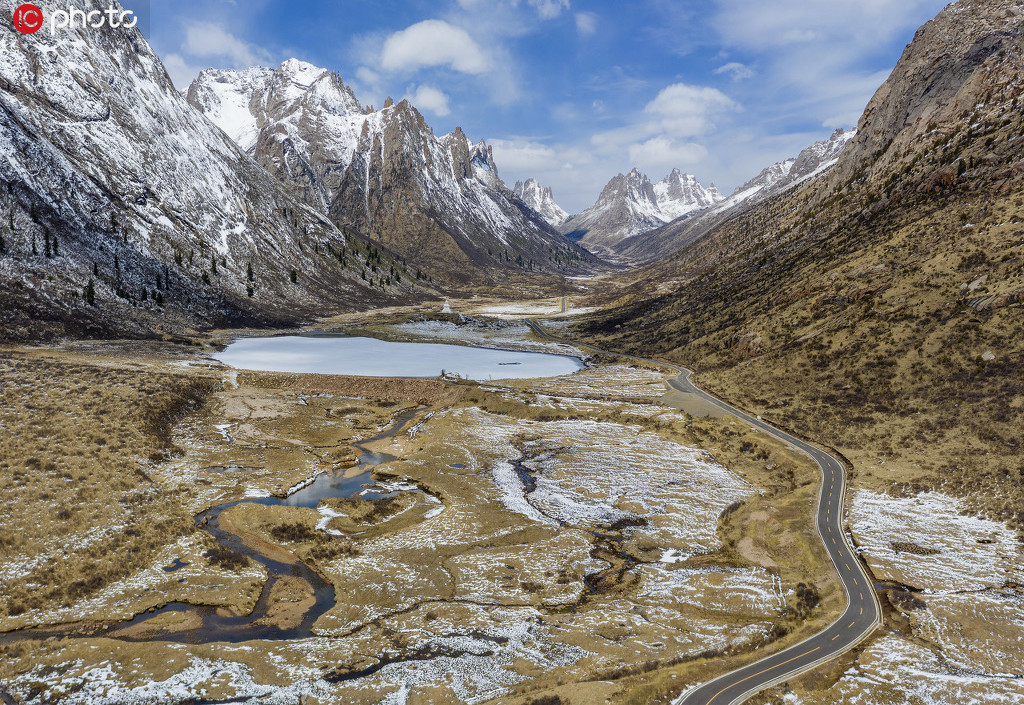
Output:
0 408 422 645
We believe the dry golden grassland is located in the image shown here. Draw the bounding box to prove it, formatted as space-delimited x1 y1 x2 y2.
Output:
0 329 853 705
0 346 218 622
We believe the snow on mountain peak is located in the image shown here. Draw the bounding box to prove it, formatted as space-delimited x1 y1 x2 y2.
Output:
514 178 570 227
713 127 857 214
277 58 327 86
562 167 721 250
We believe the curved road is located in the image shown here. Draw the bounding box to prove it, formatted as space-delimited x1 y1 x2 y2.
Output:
524 319 881 705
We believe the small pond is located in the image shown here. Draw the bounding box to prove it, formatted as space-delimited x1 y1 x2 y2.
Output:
212 335 583 381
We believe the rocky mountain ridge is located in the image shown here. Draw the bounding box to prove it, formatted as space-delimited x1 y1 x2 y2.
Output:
615 128 856 262
560 168 723 254
188 60 596 284
513 178 570 227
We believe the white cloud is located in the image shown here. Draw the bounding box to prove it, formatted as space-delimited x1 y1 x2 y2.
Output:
357 66 380 85
629 137 708 173
552 101 578 122
643 83 740 137
713 61 754 82
489 139 563 171
380 20 492 74
182 22 271 67
488 137 599 210
408 85 451 116
527 0 570 20
575 11 597 36
162 53 202 90
780 28 820 44
713 0 949 53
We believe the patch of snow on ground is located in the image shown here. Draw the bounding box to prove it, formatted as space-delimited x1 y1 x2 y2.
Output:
850 490 1024 592
390 319 584 358
758 634 1024 705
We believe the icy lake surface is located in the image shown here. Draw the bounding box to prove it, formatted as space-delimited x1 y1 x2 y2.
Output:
214 335 584 380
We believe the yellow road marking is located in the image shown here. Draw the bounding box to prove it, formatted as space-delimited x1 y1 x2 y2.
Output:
859 592 863 600
831 634 840 641
832 537 836 545
703 647 821 705
848 621 855 628
860 607 863 615
845 562 851 571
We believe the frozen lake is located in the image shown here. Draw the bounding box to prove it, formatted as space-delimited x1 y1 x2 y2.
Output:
213 335 584 380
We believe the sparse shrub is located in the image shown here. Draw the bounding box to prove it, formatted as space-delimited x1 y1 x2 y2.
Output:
204 546 250 570
525 697 563 705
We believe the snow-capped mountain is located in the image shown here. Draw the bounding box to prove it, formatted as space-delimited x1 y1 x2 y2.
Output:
654 170 725 220
188 61 595 282
513 179 570 227
186 59 365 214
715 129 856 213
616 128 857 263
562 168 722 252
0 1 400 341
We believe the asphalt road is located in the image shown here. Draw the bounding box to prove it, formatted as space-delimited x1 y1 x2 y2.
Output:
524 319 881 705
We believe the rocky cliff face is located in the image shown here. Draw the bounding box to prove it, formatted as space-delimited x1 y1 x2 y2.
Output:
561 168 722 253
189 62 595 283
186 60 365 214
513 178 569 227
827 1 1024 192
0 0 404 341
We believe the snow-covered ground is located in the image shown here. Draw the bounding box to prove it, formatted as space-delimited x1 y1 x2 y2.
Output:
513 363 672 400
763 634 1024 705
784 490 1024 704
1 534 266 631
388 319 584 357
850 490 1024 592
464 301 599 318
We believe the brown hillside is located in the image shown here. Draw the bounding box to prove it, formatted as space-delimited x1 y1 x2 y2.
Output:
580 0 1024 532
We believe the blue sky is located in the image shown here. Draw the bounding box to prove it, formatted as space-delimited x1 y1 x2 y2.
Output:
137 0 953 212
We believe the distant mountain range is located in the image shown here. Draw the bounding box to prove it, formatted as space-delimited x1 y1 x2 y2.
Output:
615 128 856 262
512 129 854 261
557 169 724 254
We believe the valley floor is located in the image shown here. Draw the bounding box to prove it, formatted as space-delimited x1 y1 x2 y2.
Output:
0 301 1021 705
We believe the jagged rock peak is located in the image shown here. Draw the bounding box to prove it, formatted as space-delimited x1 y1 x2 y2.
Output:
561 166 723 249
513 178 570 227
187 58 362 154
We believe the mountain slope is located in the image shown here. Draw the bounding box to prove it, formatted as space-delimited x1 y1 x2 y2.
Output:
616 129 855 263
580 0 1024 534
0 0 412 342
188 62 596 284
561 168 722 254
513 178 570 227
